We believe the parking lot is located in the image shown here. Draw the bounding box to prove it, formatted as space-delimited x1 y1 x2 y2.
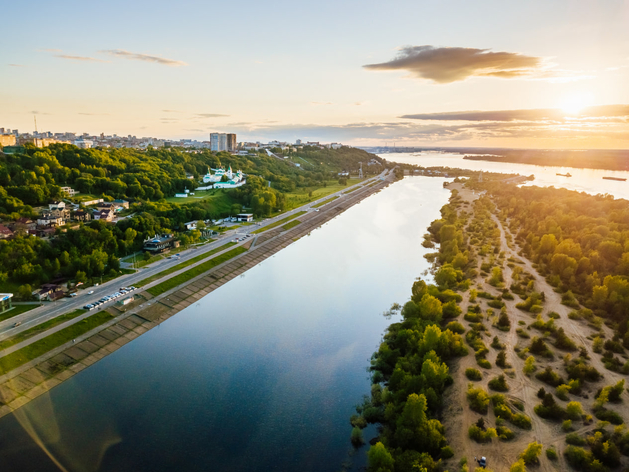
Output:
83 286 137 310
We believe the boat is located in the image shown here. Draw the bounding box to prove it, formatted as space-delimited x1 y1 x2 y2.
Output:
556 173 572 177
602 176 627 182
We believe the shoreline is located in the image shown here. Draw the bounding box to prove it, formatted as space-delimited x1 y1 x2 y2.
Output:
0 173 396 419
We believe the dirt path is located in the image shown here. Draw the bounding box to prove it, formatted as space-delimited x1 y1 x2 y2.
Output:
441 187 628 472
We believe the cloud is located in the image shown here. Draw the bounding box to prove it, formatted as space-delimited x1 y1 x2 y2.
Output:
401 104 629 122
195 113 230 118
8 64 26 67
310 101 334 106
162 109 182 113
99 49 187 67
364 45 542 83
54 54 108 63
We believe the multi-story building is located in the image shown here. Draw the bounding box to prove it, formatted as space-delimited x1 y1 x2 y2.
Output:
210 132 237 152
0 134 16 146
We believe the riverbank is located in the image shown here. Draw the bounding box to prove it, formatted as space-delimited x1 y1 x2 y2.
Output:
0 173 395 419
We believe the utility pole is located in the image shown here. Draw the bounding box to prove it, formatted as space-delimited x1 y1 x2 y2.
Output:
358 162 364 179
33 115 39 147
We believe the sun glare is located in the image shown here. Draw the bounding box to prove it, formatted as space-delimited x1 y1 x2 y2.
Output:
560 93 594 115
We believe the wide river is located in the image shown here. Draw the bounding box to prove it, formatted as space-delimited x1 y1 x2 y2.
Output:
381 151 629 200
0 177 450 472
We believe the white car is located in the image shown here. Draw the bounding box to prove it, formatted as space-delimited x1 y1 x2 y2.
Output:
88 290 94 294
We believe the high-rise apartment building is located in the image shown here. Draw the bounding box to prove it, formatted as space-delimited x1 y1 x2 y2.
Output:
210 132 237 152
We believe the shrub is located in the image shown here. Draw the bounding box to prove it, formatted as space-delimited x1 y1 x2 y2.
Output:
446 321 466 334
534 394 566 421
537 387 546 399
497 425 515 441
467 385 490 414
554 327 577 351
519 441 543 465
516 328 530 339
546 447 558 461
565 433 586 446
566 401 584 420
477 358 491 369
488 375 509 392
562 419 573 431
511 413 532 430
464 311 483 322
566 359 602 383
441 445 455 459
350 414 367 429
523 356 536 376
556 384 570 401
350 426 365 446
468 424 497 443
465 368 482 381
536 366 564 387
496 351 509 368
529 336 553 358
594 407 623 425
491 336 505 350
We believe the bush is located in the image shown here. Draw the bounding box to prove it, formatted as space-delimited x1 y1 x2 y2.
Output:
565 433 586 446
496 351 508 368
554 327 577 351
546 447 558 461
529 336 553 358
566 358 602 383
446 321 466 334
491 336 505 350
468 424 497 443
497 425 515 441
594 407 623 425
534 394 566 421
441 445 455 459
519 441 543 465
537 387 546 399
511 413 532 430
465 368 482 381
477 358 491 369
566 401 584 420
350 414 368 429
350 426 364 446
535 366 564 387
523 356 536 375
467 385 490 414
562 419 573 431
488 375 509 392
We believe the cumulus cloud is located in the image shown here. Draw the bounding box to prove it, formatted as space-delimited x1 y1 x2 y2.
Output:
401 104 629 122
364 45 542 83
99 49 187 67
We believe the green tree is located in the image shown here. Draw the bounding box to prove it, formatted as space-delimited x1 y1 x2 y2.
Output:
367 442 395 472
519 442 542 465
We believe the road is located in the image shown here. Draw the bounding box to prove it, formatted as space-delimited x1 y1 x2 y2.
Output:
0 172 387 341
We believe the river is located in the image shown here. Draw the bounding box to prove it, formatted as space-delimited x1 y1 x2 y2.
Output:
381 151 629 200
0 177 451 472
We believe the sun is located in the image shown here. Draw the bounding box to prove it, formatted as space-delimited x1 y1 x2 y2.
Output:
560 93 594 115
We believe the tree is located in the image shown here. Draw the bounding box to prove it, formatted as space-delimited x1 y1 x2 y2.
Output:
17 284 33 301
523 356 536 375
367 442 395 472
418 294 443 323
75 270 87 284
510 458 527 472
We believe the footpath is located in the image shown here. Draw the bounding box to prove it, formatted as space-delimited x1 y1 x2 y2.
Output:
0 174 394 418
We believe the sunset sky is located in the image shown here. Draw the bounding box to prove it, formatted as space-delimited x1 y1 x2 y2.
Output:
2 0 629 148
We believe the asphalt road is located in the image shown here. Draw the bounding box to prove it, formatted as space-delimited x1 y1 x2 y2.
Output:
0 172 387 341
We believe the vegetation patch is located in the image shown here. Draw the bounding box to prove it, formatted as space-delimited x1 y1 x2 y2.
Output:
251 211 307 234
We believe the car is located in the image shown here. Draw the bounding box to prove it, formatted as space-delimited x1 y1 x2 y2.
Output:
84 305 92 309
88 290 94 294
13 322 21 327
69 293 78 297
94 283 99 286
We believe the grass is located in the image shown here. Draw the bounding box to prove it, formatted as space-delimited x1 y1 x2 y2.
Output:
147 246 248 296
343 186 362 194
123 254 163 268
284 178 365 210
251 211 307 234
164 188 235 211
0 311 113 375
134 242 238 288
282 220 302 231
0 309 87 352
312 195 340 208
0 304 38 323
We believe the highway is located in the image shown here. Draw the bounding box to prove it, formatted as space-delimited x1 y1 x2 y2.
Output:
0 172 387 341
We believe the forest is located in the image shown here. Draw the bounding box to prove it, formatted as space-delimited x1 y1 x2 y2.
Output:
0 144 382 295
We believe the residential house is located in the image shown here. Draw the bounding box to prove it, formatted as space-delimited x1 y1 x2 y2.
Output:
0 224 14 239
184 221 197 230
113 199 129 209
37 215 63 227
94 209 114 222
73 209 92 222
60 186 77 197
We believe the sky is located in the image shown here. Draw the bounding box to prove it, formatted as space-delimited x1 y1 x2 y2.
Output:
1 0 629 149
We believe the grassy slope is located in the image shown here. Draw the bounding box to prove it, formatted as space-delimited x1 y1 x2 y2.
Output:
251 211 307 234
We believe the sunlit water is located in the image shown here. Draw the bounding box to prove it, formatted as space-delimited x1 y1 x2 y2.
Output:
381 151 629 199
0 177 450 472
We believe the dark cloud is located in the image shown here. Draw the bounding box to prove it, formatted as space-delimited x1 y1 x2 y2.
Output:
364 45 541 83
99 49 187 67
401 104 629 122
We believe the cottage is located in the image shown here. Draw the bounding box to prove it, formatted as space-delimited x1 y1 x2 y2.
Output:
113 199 129 209
184 221 197 230
37 216 64 227
94 209 114 222
143 234 180 253
236 213 254 222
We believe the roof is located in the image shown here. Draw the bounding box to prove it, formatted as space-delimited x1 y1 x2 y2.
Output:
0 224 13 234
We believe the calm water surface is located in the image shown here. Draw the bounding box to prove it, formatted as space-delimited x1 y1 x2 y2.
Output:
382 151 629 199
0 177 450 472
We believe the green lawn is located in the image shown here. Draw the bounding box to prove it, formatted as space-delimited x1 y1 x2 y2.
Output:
164 189 235 212
147 246 248 296
282 220 302 231
0 309 88 352
0 305 38 323
312 195 340 208
0 311 113 375
121 253 163 268
135 242 238 288
284 178 365 210
251 211 307 234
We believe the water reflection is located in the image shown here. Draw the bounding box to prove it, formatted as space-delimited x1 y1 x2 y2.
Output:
0 177 450 472
382 152 629 199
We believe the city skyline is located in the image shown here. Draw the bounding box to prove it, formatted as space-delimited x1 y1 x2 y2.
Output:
2 0 629 149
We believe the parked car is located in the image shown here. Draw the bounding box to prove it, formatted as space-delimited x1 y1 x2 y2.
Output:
88 290 94 294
